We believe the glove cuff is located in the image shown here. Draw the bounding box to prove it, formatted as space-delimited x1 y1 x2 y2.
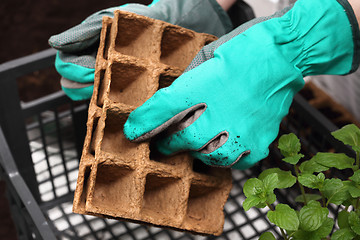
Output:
336 0 360 74
279 0 360 76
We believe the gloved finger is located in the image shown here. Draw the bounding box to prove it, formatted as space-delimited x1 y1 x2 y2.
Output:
55 51 95 83
61 78 94 101
123 84 201 142
190 134 256 169
155 105 228 155
230 147 269 170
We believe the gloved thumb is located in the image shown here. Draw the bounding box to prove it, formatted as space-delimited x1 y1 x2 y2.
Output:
49 2 161 53
48 7 119 52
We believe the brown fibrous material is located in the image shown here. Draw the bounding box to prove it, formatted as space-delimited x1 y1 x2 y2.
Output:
72 10 232 236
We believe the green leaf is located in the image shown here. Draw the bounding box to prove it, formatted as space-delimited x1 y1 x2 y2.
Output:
283 153 304 165
267 204 299 231
258 168 296 189
255 202 267 209
328 190 351 205
321 179 350 205
346 181 360 198
259 232 276 240
350 170 360 184
298 173 323 189
321 178 343 192
299 200 328 232
278 133 304 165
292 230 319 240
262 173 278 193
313 152 355 170
349 211 360 235
295 193 322 203
331 124 360 152
278 133 301 158
348 186 360 198
243 178 264 197
243 195 263 211
317 172 325 181
292 218 333 240
314 217 334 238
338 210 350 229
266 192 276 205
331 228 356 240
299 159 329 174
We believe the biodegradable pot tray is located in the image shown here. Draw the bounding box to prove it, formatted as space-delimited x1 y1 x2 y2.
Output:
72 10 233 236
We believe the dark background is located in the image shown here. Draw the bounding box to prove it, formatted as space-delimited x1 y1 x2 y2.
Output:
1 0 151 63
1 0 150 102
0 1 149 239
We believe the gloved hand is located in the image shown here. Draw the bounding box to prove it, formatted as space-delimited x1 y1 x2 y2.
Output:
48 0 235 101
124 0 360 169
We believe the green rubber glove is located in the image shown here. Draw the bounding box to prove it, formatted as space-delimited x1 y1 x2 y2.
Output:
48 0 235 101
124 0 360 169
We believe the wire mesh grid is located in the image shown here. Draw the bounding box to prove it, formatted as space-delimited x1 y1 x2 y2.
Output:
26 106 79 202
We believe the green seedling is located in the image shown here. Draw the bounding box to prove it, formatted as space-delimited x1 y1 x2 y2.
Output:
243 124 360 240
